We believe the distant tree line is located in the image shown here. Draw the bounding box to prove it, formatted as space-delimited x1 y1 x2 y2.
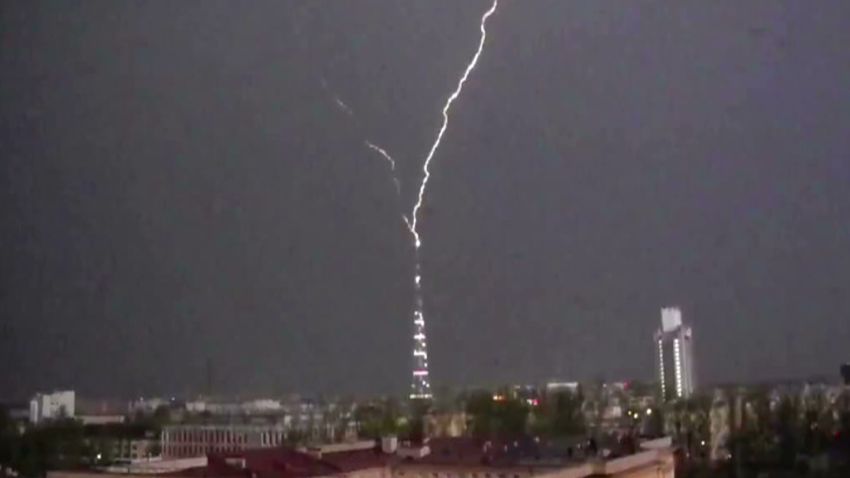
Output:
0 407 168 478
462 389 585 440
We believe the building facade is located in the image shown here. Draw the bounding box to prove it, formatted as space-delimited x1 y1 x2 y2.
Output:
423 413 467 438
30 390 76 424
655 307 695 401
161 424 291 458
50 437 675 478
112 438 159 462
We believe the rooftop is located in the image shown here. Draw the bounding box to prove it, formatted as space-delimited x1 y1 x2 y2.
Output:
407 436 636 469
48 438 673 478
169 444 389 478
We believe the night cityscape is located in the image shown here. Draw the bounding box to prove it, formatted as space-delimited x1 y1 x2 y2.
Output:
2 1 850 478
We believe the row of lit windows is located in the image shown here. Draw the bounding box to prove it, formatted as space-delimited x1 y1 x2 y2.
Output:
166 429 251 444
165 444 245 457
673 338 683 397
260 432 285 446
657 340 666 397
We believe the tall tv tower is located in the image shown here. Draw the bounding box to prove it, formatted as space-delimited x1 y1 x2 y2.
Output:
409 258 432 400
404 0 499 402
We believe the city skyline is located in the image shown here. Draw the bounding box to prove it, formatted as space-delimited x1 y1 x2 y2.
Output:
3 1 850 399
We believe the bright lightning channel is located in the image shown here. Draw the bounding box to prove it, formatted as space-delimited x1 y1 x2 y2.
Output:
339 0 499 402
364 140 406 219
334 97 354 116
409 0 499 249
320 76 355 117
364 141 397 172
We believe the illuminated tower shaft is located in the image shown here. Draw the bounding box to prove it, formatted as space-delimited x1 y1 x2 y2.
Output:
406 0 498 401
410 256 432 400
360 0 498 402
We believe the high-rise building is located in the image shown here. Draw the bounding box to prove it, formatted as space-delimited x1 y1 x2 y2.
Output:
29 390 75 424
410 261 432 400
654 307 695 401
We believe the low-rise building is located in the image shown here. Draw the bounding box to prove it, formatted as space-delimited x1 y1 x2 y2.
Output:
161 424 292 458
545 382 580 395
183 398 283 416
129 397 171 415
49 436 675 478
424 413 467 438
79 415 126 426
112 438 159 462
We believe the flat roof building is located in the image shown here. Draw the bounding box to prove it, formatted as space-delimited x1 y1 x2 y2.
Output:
48 437 675 478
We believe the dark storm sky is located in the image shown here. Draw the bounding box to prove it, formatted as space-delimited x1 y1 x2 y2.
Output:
2 1 850 400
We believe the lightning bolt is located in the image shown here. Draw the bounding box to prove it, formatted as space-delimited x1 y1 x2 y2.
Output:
321 0 500 401
334 96 354 116
321 81 404 206
320 76 355 117
364 140 397 172
365 140 403 199
406 0 499 401
409 0 499 249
